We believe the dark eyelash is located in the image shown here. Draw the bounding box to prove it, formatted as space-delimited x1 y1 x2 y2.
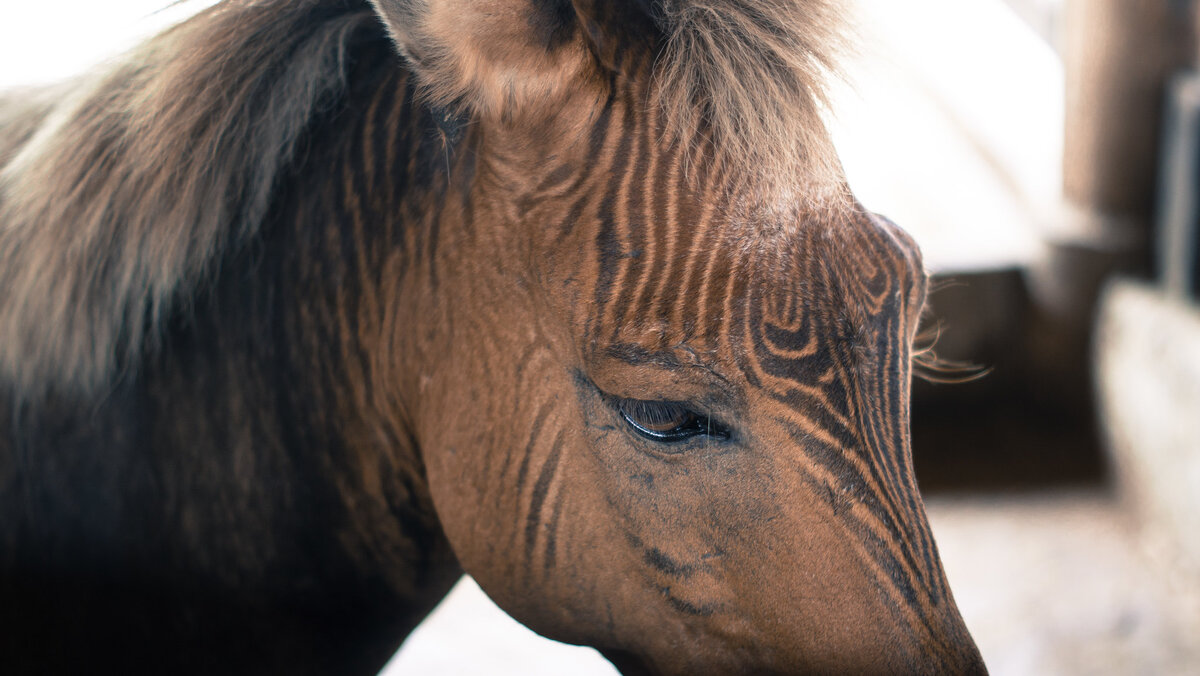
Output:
614 398 731 443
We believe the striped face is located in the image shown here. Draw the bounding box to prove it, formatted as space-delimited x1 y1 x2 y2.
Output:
414 66 985 674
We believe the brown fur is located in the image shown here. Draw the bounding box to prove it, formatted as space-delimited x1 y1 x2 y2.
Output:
369 0 599 119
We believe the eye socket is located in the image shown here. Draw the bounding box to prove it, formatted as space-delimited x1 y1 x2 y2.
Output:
615 398 731 443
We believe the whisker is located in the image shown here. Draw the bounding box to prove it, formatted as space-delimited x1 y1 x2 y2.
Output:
911 320 992 384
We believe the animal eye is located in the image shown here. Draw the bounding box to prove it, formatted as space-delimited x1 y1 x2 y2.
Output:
615 399 730 443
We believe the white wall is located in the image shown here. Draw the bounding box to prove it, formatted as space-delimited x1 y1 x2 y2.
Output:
0 2 216 89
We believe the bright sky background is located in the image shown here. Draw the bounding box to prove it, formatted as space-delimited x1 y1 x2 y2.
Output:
0 2 215 89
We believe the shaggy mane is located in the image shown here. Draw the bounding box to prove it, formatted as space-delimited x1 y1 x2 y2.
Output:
648 0 848 201
0 0 381 397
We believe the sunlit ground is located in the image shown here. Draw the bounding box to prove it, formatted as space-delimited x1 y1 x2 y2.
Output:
3 2 1198 674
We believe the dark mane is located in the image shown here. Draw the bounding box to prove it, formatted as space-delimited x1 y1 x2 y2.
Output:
0 0 386 397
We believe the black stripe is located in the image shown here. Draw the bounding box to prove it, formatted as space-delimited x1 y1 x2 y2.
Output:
524 430 564 567
512 401 554 493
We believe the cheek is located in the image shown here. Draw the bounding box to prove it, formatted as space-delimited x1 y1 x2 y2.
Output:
414 362 615 600
575 383 784 588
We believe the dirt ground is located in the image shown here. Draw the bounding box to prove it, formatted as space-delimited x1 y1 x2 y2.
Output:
385 490 1200 675
929 491 1200 675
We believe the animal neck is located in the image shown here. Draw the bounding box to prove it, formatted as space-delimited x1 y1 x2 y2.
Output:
175 50 475 601
0 37 470 655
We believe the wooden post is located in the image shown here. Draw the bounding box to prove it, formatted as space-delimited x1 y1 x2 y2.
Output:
1062 0 1194 225
1156 72 1200 300
1023 0 1194 414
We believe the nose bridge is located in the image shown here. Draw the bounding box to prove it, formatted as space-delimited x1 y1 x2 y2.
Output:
694 209 982 668
839 353 990 669
836 328 971 656
761 405 981 670
733 221 981 665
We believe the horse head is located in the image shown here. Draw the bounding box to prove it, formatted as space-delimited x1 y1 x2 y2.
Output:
370 0 987 672
0 0 985 671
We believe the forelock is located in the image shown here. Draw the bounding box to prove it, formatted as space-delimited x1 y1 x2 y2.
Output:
649 0 849 204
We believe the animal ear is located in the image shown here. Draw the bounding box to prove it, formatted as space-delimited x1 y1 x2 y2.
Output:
567 0 661 75
369 0 593 118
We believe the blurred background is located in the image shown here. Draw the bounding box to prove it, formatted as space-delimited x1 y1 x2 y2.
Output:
2 0 1197 673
